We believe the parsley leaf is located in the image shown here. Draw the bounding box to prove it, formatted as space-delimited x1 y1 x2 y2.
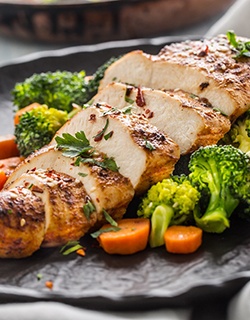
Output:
55 130 119 172
55 131 93 158
227 31 250 59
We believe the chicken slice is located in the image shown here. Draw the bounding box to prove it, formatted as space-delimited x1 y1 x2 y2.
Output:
6 147 134 225
0 186 45 258
92 82 231 154
99 34 250 121
10 169 97 248
51 104 180 195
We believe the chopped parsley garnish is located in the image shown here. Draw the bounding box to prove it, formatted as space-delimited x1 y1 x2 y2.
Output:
60 240 83 256
227 31 250 59
121 105 134 115
90 209 121 238
93 119 110 141
101 107 120 116
145 140 156 151
103 209 118 227
78 172 88 177
83 200 96 220
125 96 134 104
90 226 121 238
104 131 113 140
55 130 119 172
37 273 43 281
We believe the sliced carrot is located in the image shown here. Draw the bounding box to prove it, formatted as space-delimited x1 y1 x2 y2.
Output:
98 218 150 255
45 280 53 290
14 102 41 125
76 248 86 257
0 156 24 177
164 225 203 254
0 135 20 159
0 170 7 190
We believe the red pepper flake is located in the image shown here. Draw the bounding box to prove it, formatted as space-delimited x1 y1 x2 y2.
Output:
89 114 96 122
45 281 53 290
198 45 209 57
93 119 109 142
76 248 86 257
93 130 103 142
199 82 209 91
136 87 146 108
125 86 133 96
147 111 154 119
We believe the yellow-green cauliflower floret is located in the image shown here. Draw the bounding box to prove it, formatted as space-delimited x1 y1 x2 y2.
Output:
137 176 200 248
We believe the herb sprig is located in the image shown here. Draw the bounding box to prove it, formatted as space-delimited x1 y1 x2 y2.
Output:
227 31 250 59
60 240 83 256
55 131 119 172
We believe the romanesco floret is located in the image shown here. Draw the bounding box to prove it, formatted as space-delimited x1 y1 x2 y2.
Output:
220 110 250 156
137 176 200 248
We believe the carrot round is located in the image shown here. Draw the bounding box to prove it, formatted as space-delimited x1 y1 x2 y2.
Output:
164 225 202 254
0 135 20 159
0 170 7 190
98 218 150 255
14 102 41 125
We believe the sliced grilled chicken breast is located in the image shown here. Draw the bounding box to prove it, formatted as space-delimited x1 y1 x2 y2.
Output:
6 147 134 223
0 186 45 258
100 34 250 121
51 104 180 194
92 82 231 154
10 169 97 248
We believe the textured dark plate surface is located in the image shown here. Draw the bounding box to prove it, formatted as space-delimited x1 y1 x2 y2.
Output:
0 36 250 311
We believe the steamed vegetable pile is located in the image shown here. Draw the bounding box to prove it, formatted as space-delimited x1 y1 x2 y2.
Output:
138 144 250 251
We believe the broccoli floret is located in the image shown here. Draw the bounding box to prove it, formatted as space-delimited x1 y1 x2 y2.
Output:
188 144 250 233
15 105 68 157
137 175 200 248
12 70 87 112
86 56 120 98
220 110 250 156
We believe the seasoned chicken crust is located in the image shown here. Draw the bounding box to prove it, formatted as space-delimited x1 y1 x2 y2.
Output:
93 82 231 154
100 34 250 121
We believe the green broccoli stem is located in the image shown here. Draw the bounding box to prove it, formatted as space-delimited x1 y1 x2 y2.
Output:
194 159 239 233
149 204 174 248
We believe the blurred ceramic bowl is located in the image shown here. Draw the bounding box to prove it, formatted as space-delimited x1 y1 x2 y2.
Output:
0 0 236 44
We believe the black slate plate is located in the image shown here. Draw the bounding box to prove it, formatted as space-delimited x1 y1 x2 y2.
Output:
0 36 250 311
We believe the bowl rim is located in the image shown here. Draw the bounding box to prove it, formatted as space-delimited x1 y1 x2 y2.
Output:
0 0 155 7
